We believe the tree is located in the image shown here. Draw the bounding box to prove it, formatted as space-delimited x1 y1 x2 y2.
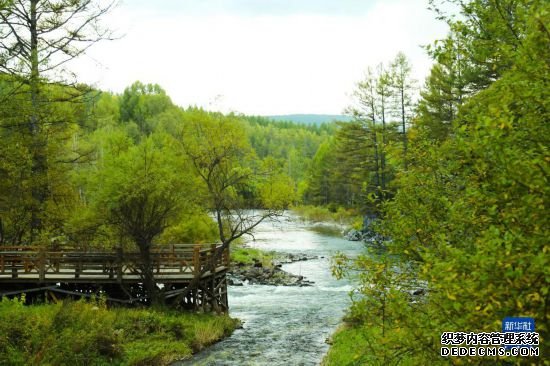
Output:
0 79 91 244
347 68 381 191
0 0 115 242
429 0 533 92
84 133 192 304
120 81 174 135
343 64 401 208
257 157 296 209
416 36 467 142
389 52 416 168
176 110 288 308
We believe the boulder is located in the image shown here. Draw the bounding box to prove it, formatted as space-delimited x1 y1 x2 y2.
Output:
344 229 363 241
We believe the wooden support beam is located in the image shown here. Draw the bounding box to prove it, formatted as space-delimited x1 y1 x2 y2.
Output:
0 285 59 297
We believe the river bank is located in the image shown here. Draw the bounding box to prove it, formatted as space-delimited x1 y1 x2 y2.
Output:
0 298 239 365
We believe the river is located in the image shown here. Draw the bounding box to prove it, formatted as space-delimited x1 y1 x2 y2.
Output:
176 213 363 366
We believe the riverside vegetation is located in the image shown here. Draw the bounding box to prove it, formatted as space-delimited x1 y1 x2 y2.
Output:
322 1 549 365
0 297 239 365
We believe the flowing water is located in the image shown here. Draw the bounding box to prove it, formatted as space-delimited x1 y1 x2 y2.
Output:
176 213 364 366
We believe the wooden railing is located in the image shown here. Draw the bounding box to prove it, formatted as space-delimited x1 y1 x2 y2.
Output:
0 244 229 283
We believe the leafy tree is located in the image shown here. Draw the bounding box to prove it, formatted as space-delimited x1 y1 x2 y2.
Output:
347 68 381 192
242 115 333 188
0 80 91 244
389 52 416 167
84 133 193 303
257 172 296 210
429 0 533 92
0 0 114 242
417 36 467 142
304 139 337 206
375 63 393 191
335 64 403 210
176 110 289 308
120 81 174 135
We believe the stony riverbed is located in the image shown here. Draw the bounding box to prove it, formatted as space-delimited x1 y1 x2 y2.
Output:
228 252 319 286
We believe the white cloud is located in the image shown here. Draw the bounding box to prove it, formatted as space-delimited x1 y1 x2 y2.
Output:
70 0 447 115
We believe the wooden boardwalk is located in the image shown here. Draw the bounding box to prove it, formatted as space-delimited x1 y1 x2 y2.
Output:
0 244 230 311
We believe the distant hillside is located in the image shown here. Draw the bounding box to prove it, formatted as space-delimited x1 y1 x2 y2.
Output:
266 114 352 125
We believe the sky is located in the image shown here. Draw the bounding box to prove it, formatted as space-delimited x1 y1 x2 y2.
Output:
70 0 449 116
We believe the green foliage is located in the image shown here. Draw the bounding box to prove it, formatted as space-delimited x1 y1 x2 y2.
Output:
322 324 407 366
329 1 550 364
258 172 296 209
1 66 328 247
83 133 192 246
180 110 257 211
0 79 90 245
0 0 114 244
157 212 219 244
0 298 239 366
303 139 337 205
293 205 358 225
306 55 414 211
243 115 333 186
230 244 274 267
120 82 174 136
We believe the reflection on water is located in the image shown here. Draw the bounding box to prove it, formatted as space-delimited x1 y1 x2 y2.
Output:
176 214 363 366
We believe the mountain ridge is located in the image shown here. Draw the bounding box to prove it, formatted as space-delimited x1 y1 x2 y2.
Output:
265 114 352 125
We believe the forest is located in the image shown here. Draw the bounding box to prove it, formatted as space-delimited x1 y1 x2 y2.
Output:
0 0 549 365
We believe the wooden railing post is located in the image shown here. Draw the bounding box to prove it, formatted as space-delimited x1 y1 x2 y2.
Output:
223 246 230 266
11 258 17 279
38 247 45 282
117 246 123 283
193 244 201 276
170 244 175 263
75 259 80 278
210 243 216 270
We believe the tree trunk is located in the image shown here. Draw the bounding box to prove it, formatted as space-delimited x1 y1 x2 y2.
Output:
370 113 381 190
380 98 386 192
29 0 47 243
401 87 408 170
138 242 159 305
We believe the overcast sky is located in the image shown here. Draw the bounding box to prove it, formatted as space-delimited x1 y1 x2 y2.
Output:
70 0 448 116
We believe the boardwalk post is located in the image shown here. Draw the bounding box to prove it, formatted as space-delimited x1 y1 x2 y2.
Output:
11 259 17 279
38 247 45 282
210 243 216 271
116 246 123 283
193 245 201 276
223 246 230 266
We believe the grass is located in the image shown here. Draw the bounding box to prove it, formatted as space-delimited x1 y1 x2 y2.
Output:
230 244 275 267
0 297 239 366
292 205 363 230
308 224 343 236
321 323 370 366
